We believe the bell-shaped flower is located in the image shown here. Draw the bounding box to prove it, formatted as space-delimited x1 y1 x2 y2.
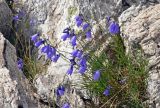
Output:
83 23 89 31
70 36 77 47
93 70 100 81
51 54 60 62
109 22 120 35
75 16 83 27
77 50 83 59
78 57 87 67
31 33 39 42
78 66 87 74
71 49 79 57
67 65 73 75
103 86 111 96
34 39 44 48
56 86 65 96
62 103 70 108
86 30 92 40
61 33 70 41
17 58 23 70
41 45 49 53
13 15 19 21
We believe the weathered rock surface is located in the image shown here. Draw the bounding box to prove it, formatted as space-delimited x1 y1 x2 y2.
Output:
0 0 12 36
119 4 160 108
11 0 160 107
0 32 38 108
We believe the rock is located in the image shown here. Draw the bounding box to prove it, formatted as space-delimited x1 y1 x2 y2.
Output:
11 0 160 107
119 4 160 108
0 32 38 108
0 0 12 36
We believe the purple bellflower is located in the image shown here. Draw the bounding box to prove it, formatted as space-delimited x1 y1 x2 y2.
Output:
67 65 73 75
77 50 83 59
61 33 70 41
93 70 100 81
31 33 39 42
13 15 19 21
70 36 77 47
34 39 44 48
83 23 89 31
75 16 83 27
51 54 60 62
103 86 111 96
86 30 92 40
78 57 87 67
71 49 79 57
17 58 23 70
78 66 87 74
62 103 70 108
109 22 120 35
56 86 65 96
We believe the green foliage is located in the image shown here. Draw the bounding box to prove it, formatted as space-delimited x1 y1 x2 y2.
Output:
83 35 148 107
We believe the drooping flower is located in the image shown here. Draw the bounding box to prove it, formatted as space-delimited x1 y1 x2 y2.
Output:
17 58 23 70
75 16 83 27
61 33 70 41
78 66 87 74
93 70 100 81
51 54 60 62
86 30 92 40
103 86 111 96
31 33 39 42
77 50 83 59
70 35 77 47
34 39 44 48
67 65 73 75
109 22 120 35
13 15 19 21
41 45 49 53
71 49 79 57
62 103 70 108
83 23 89 31
78 57 87 67
56 86 65 96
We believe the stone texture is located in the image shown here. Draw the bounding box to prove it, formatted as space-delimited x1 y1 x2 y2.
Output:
0 0 12 36
0 32 38 108
12 0 160 107
119 4 160 108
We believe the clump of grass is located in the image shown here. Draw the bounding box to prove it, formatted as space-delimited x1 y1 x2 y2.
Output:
83 35 148 107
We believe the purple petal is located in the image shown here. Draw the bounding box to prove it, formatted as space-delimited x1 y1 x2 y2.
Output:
78 66 87 74
86 30 92 39
93 70 100 81
77 50 83 59
71 49 79 57
31 33 39 42
62 103 70 108
51 54 60 62
70 36 77 47
67 65 73 75
109 22 120 35
34 39 44 48
83 23 89 31
103 86 111 96
61 33 70 41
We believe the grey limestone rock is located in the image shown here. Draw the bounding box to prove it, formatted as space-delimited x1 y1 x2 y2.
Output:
119 4 160 108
